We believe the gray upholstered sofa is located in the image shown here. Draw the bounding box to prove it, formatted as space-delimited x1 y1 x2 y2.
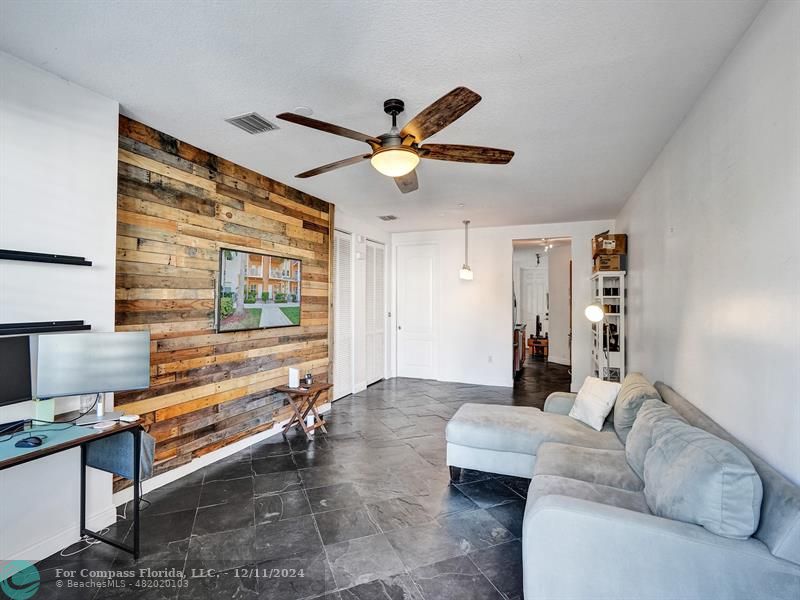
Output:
445 377 800 600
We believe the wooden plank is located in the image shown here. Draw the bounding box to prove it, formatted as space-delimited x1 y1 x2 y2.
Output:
115 358 328 415
155 338 328 376
119 237 218 261
270 193 330 221
118 170 218 217
241 197 304 228
119 135 216 181
118 209 179 234
115 116 332 483
119 148 217 192
117 274 214 289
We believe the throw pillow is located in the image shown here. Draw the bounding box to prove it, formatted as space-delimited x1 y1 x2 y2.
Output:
643 419 763 539
625 398 685 478
568 376 621 431
613 373 662 444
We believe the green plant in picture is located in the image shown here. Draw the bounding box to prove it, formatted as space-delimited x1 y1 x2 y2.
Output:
261 292 268 303
279 306 301 325
220 296 234 317
245 290 257 304
275 292 287 303
224 249 234 260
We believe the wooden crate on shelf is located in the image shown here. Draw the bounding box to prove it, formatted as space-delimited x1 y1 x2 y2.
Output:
593 254 626 272
592 233 627 257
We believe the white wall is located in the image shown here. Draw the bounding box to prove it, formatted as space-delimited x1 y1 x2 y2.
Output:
334 208 391 393
391 220 612 389
547 244 572 366
0 52 119 560
615 1 800 483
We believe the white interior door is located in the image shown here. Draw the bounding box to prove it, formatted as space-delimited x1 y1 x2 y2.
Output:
521 267 548 336
396 243 437 379
366 240 386 385
333 230 353 400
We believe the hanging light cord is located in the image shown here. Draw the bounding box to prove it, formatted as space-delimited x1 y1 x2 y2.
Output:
463 220 470 267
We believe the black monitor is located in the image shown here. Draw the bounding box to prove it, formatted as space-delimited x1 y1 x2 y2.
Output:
0 336 32 406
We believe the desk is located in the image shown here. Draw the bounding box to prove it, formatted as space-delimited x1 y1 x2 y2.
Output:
274 383 332 440
0 421 143 558
528 337 549 359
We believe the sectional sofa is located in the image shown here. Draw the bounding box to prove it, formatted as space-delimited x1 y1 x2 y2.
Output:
446 375 800 599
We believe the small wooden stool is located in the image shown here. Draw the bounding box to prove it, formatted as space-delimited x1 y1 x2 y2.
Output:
275 383 332 440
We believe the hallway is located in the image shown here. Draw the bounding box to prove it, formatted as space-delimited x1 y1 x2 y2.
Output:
513 357 572 409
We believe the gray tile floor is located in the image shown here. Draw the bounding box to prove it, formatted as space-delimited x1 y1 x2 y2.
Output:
34 364 570 600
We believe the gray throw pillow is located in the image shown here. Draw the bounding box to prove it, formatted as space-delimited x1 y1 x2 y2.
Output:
643 419 763 539
625 398 685 478
613 373 661 443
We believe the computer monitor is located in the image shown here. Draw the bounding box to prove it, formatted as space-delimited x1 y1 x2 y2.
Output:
36 332 150 399
0 336 32 406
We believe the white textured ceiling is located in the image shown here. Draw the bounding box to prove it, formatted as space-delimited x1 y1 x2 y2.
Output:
0 0 764 232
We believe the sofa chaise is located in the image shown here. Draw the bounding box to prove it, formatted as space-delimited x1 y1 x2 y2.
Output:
445 375 800 600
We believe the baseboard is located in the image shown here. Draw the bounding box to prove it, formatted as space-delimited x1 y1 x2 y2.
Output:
5 505 117 564
112 403 332 506
547 355 571 366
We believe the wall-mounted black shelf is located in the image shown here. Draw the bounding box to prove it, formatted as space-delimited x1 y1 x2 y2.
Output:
0 248 92 266
0 321 91 336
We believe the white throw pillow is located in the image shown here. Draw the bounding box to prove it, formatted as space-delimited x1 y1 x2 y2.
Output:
569 376 622 431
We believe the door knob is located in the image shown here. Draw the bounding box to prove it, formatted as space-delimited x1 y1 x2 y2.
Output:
398 325 402 330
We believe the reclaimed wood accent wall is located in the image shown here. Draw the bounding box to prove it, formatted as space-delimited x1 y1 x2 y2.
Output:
114 116 331 489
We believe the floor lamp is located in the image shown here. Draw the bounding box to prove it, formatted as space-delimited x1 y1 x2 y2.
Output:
585 303 610 379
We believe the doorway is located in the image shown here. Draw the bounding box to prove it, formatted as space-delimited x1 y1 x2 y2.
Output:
512 238 572 402
520 266 548 337
395 243 438 379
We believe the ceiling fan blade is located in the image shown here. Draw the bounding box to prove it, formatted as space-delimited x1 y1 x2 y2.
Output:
296 154 371 178
277 113 381 146
394 170 419 194
420 144 514 164
400 87 482 142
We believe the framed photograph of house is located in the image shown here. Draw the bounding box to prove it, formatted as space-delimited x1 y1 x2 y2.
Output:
217 248 302 332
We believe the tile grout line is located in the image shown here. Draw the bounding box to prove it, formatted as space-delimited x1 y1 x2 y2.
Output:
466 551 511 600
182 466 204 577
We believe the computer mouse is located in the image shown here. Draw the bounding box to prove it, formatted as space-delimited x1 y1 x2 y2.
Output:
15 436 44 448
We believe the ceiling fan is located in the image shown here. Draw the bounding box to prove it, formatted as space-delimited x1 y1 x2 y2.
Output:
276 87 514 194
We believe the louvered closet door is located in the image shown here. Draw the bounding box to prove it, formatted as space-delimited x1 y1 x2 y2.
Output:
333 230 353 400
366 240 386 385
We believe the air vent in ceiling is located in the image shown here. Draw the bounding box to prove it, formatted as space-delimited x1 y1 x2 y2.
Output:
225 112 279 134
378 215 398 222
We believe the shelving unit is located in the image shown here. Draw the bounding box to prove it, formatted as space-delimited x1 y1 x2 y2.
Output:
0 248 92 266
0 248 94 336
0 321 91 335
591 271 626 382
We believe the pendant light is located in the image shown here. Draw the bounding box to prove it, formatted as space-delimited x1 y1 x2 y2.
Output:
459 220 474 280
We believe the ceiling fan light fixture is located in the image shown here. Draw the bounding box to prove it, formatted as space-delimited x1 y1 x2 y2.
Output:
370 146 420 177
